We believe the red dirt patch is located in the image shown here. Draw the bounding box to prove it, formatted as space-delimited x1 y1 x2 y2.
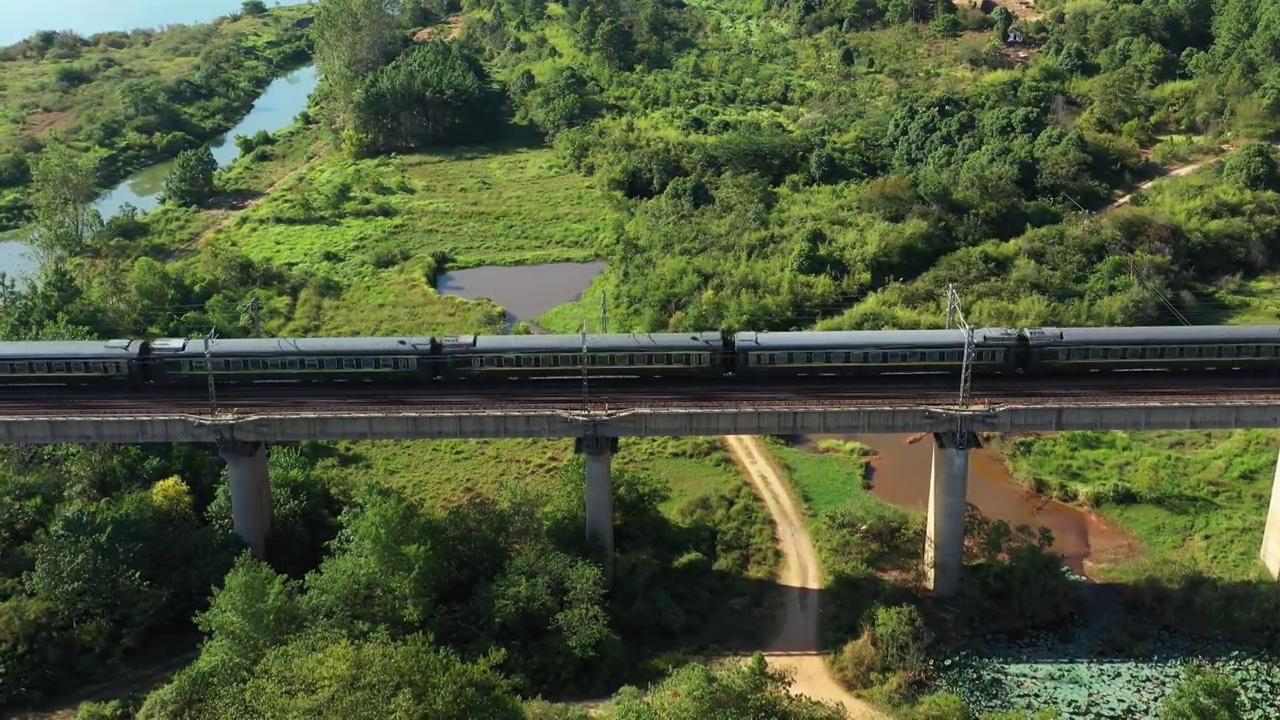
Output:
413 15 465 42
22 110 73 136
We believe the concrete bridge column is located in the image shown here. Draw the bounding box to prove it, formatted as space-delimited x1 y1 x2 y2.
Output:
576 436 618 564
924 432 977 598
217 440 272 560
1262 447 1280 580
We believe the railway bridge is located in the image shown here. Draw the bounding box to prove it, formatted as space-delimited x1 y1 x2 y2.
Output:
3 373 1280 596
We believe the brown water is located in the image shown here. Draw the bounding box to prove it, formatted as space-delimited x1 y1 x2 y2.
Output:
436 261 607 327
808 434 1134 576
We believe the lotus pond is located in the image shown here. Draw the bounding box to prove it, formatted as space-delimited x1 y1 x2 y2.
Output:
933 628 1280 718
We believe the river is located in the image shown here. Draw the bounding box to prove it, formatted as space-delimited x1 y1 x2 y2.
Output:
436 261 608 329
802 433 1133 576
0 65 318 287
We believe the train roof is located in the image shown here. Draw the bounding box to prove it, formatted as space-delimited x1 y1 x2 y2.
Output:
1035 326 1280 345
0 339 145 359
151 337 434 356
733 328 1016 350
439 332 725 354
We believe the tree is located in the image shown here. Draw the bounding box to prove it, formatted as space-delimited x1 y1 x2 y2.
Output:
1159 663 1242 720
313 0 406 129
521 66 596 139
27 142 100 261
241 0 268 14
149 476 194 521
1221 142 1280 192
162 146 218 207
241 632 524 720
992 7 1013 44
346 41 498 154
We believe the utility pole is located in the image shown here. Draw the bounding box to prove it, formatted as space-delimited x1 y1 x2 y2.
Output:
241 295 262 336
599 289 607 335
581 321 590 411
944 283 974 448
204 326 218 414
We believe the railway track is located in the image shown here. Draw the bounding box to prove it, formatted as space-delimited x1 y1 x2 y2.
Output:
1 372 1279 416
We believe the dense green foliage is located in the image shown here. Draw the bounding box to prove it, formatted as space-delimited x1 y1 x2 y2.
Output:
604 654 845 719
139 459 780 714
0 4 313 229
348 41 501 154
0 445 244 706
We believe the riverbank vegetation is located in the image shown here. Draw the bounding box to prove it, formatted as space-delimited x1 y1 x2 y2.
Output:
765 436 1280 718
0 3 314 231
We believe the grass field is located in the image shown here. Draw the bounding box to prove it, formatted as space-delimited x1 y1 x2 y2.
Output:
317 436 742 514
994 430 1278 580
203 141 613 270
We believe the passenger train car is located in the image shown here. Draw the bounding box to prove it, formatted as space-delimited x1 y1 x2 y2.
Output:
0 324 1277 387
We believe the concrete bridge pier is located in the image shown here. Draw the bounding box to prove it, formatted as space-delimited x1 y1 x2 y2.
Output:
217 440 272 560
576 436 618 565
1262 447 1280 580
924 432 978 598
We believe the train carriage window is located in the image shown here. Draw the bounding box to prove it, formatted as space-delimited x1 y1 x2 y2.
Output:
342 358 357 369
52 362 65 372
1088 349 1103 360
268 359 281 370
34 362 46 373
887 351 902 362
362 358 375 369
926 351 940 362
286 359 300 371
17 362 28 373
1222 346 1236 358
0 363 9 374
70 362 83 372
380 358 395 369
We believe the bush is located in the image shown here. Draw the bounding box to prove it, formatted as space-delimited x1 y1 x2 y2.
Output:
162 146 218 207
73 696 143 719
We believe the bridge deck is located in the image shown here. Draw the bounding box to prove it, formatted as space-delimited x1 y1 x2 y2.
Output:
0 395 1276 443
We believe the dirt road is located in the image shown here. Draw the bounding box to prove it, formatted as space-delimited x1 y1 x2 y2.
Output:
1104 156 1220 212
724 435 888 720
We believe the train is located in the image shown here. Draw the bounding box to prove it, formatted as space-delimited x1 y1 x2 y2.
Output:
1 325 1278 387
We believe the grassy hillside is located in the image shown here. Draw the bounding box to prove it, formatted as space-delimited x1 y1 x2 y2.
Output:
0 3 313 228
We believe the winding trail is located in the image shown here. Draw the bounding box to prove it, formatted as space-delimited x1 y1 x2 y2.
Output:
724 435 888 720
1104 154 1224 212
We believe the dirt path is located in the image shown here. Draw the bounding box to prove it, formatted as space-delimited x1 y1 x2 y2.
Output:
724 435 888 720
1103 155 1220 212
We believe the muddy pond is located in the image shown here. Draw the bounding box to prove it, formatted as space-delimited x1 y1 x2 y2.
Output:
436 261 607 329
801 434 1133 576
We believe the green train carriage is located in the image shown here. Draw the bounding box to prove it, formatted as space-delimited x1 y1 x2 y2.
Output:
148 337 435 384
